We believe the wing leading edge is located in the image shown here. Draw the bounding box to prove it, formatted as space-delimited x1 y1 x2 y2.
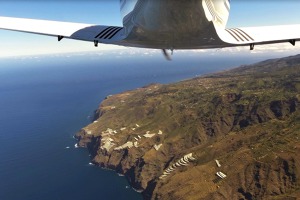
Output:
0 17 125 47
215 24 300 49
1 16 300 51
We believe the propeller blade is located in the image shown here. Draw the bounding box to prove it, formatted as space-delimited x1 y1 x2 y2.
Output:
162 49 172 61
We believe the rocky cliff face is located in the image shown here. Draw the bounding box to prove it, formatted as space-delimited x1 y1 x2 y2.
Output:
76 55 300 200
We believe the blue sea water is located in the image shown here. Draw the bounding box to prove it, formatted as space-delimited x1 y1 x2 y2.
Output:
0 51 282 200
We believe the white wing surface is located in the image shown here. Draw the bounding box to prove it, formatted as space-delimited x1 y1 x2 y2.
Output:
216 24 300 48
203 0 300 49
0 17 125 46
1 16 300 50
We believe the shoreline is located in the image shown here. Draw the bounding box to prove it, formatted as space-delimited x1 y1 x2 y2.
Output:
75 54 300 199
73 135 147 198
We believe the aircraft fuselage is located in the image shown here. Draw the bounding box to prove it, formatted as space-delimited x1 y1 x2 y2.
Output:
120 0 230 49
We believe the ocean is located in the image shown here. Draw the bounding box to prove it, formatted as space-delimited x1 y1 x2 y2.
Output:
0 50 286 200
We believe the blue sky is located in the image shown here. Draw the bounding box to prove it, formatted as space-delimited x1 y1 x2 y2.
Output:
1 0 300 57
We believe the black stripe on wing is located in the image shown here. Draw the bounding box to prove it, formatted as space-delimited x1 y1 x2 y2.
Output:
226 28 254 42
95 26 123 40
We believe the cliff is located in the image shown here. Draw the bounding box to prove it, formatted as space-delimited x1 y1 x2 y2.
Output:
76 54 300 200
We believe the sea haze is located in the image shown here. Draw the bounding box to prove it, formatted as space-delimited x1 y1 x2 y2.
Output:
0 51 281 200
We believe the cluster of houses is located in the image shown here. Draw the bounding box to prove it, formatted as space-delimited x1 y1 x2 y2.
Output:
100 128 118 151
98 123 164 153
114 127 164 151
86 123 228 182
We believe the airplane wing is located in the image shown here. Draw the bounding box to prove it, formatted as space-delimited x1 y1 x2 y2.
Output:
0 17 125 46
2 17 300 51
216 24 300 49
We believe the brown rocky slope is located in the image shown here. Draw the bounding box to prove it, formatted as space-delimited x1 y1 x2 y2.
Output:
76 54 300 200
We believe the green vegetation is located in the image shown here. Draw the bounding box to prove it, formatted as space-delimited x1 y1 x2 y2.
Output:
77 55 300 200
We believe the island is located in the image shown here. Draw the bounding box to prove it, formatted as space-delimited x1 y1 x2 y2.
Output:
76 54 300 200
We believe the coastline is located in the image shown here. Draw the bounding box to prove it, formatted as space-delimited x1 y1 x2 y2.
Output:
75 55 300 200
73 133 147 196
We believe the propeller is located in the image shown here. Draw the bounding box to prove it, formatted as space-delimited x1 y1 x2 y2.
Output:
162 49 172 61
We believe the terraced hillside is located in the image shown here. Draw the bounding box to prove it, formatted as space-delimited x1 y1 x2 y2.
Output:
76 54 300 200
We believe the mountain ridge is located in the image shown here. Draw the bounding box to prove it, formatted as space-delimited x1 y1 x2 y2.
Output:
76 54 300 200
